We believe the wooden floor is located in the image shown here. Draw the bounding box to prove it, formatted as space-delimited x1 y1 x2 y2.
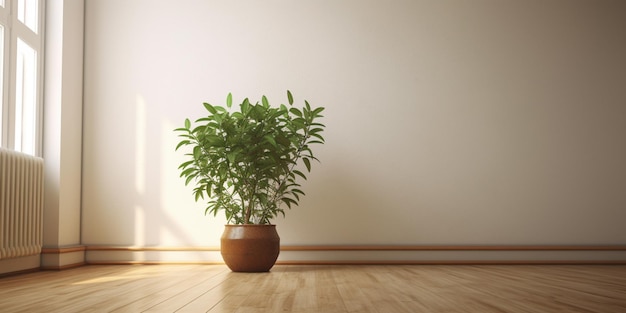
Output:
1 264 625 312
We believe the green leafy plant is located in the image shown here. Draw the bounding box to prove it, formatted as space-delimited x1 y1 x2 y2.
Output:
175 91 325 224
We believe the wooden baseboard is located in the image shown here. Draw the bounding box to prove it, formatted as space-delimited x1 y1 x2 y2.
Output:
84 245 626 251
0 267 40 278
40 262 86 271
279 245 626 251
40 245 86 270
86 261 225 266
41 246 87 254
5 245 623 272
82 245 626 265
85 246 220 252
0 255 42 276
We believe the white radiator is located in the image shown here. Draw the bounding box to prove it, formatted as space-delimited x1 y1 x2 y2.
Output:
0 147 44 260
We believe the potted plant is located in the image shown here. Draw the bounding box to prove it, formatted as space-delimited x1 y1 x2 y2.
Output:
175 91 325 272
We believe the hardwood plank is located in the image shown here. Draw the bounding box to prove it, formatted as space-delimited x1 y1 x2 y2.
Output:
177 270 268 312
314 266 348 312
333 266 380 313
0 266 133 312
140 267 231 312
34 265 198 312
109 265 229 312
1 264 625 312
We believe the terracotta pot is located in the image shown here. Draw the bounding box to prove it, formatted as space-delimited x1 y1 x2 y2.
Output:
220 224 280 272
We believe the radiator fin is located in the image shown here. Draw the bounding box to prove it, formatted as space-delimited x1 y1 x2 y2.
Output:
0 147 44 260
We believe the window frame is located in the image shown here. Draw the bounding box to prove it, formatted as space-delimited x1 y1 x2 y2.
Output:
0 0 44 156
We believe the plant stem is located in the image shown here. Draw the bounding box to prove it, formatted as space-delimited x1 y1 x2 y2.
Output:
268 131 310 209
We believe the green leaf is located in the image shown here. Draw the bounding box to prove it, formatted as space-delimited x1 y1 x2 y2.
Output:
310 127 324 134
194 190 203 202
185 174 196 186
293 169 307 180
227 152 238 164
292 118 306 129
203 103 217 114
262 95 269 107
312 107 325 115
195 117 212 123
289 108 302 117
264 135 277 147
180 167 196 177
281 197 296 209
213 113 223 124
206 183 213 198
218 166 228 179
303 157 311 172
287 90 294 105
310 133 325 142
227 93 233 108
178 160 194 169
175 140 190 151
193 146 201 160
241 98 250 113
185 118 191 129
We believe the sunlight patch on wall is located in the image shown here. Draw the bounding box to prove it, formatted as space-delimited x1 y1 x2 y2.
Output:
134 95 147 248
161 117 226 245
135 94 146 194
134 205 145 247
160 118 180 210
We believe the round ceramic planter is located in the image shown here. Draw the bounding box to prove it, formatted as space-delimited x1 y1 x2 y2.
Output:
220 224 280 272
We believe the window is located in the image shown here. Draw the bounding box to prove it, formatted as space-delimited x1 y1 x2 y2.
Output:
0 0 43 156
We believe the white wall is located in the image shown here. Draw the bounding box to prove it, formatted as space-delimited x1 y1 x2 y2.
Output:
82 0 626 254
42 0 85 269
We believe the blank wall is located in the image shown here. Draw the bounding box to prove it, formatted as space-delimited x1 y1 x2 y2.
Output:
81 0 626 252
